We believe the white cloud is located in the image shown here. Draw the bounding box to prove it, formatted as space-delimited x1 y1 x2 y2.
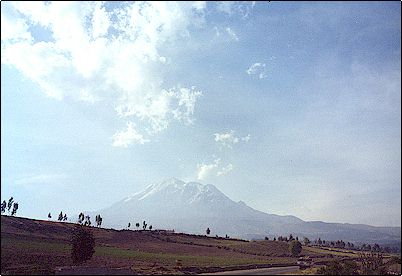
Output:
1 11 32 42
197 159 234 180
241 134 251 142
225 27 239 41
1 2 206 146
112 122 149 147
214 130 239 148
217 163 233 176
116 86 202 134
216 1 255 18
213 26 239 41
197 159 221 180
216 1 236 15
15 174 67 186
214 130 250 148
91 2 110 38
246 63 267 79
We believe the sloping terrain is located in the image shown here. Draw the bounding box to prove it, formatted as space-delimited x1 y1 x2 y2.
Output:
1 215 303 275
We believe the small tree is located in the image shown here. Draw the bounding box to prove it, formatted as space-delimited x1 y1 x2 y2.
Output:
63 214 68 221
142 220 147 230
58 211 63 221
136 222 140 230
71 224 95 265
289 240 302 257
265 237 269 241
206 227 211 235
1 200 6 214
149 225 152 231
78 213 85 224
84 215 91 226
11 202 19 216
7 197 14 214
128 222 131 229
48 212 52 219
95 215 102 227
303 237 310 246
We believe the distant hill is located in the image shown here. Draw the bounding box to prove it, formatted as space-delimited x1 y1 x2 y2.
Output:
90 178 401 245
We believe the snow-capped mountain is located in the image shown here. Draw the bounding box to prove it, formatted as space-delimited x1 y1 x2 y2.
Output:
122 178 231 206
90 178 401 245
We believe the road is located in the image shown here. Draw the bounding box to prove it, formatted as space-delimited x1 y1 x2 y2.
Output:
200 266 300 275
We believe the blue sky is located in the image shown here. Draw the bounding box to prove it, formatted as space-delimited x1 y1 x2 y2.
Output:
1 1 401 227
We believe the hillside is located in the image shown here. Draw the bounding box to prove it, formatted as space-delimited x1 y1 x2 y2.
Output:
89 178 401 245
1 215 306 275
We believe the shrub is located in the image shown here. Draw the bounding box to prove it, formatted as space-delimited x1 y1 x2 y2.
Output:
317 261 344 275
71 225 95 265
342 260 359 275
317 260 359 275
289 240 302 256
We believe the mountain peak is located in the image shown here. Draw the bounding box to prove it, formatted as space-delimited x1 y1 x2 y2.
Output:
123 178 226 203
154 177 186 189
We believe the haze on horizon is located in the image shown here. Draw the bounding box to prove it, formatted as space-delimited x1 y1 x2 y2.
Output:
1 1 401 227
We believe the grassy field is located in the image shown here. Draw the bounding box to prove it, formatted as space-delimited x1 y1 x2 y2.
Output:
1 216 304 275
303 246 359 257
1 236 282 269
4 216 398 275
95 246 281 267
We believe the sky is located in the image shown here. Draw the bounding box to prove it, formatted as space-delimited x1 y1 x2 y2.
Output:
1 1 401 227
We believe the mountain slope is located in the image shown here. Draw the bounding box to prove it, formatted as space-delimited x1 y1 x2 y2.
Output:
90 178 401 245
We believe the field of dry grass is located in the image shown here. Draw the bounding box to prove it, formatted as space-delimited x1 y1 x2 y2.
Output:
1 216 305 275
8 216 396 275
4 216 399 275
302 246 359 257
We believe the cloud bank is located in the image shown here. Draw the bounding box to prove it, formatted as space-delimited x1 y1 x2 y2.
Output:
1 1 205 146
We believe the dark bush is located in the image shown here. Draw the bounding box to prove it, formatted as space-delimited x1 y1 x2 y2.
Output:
289 240 302 256
71 225 95 265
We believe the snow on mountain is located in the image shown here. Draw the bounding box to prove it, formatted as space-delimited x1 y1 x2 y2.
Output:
123 178 229 205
